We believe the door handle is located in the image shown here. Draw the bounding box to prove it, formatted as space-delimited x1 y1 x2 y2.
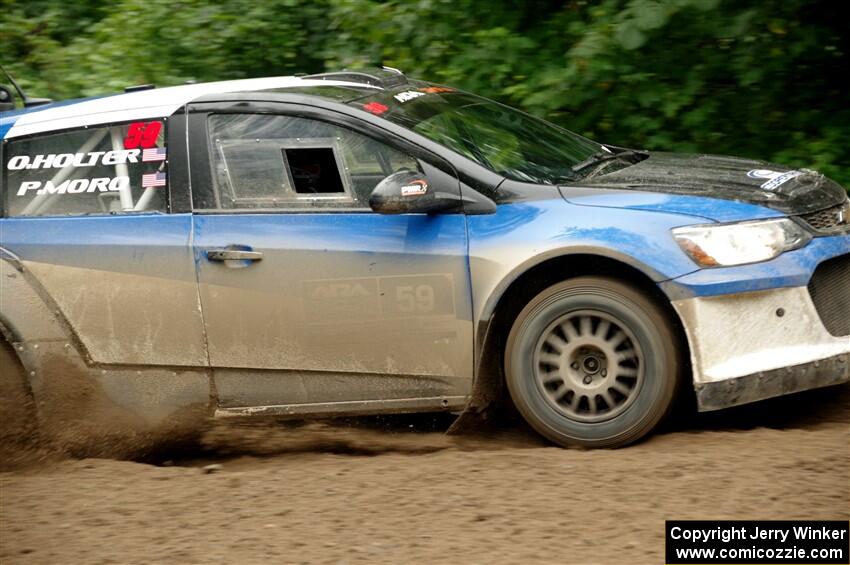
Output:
206 249 264 262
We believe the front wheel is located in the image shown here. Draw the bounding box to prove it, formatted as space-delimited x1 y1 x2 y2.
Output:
505 276 680 448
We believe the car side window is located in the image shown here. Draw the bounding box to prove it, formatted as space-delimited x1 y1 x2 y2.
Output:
3 120 168 217
203 113 419 210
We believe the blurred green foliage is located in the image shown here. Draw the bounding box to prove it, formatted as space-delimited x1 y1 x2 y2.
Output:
1 0 847 185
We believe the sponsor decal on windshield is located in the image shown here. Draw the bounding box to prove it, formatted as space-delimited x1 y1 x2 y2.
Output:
363 101 389 115
394 90 426 103
746 169 804 191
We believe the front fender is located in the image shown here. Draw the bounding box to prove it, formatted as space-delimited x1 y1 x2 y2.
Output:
467 198 705 327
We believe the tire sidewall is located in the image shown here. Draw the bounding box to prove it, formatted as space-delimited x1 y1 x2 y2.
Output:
505 278 678 447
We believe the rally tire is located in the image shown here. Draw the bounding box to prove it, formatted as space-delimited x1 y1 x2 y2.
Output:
505 276 680 448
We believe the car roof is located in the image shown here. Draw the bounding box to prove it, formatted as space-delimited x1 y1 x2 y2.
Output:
0 76 380 140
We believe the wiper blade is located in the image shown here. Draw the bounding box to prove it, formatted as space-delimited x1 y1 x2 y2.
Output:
571 149 645 173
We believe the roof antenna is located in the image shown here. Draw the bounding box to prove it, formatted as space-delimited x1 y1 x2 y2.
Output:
0 65 53 108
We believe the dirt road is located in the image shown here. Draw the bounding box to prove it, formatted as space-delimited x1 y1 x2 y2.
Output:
2 384 849 564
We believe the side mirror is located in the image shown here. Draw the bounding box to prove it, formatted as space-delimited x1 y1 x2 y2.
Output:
369 170 462 214
0 85 16 112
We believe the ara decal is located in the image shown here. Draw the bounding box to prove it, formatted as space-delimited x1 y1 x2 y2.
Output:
746 169 804 191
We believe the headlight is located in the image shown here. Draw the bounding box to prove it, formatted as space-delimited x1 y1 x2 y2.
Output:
672 218 811 268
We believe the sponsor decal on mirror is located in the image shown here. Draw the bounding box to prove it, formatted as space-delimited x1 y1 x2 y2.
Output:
401 179 428 196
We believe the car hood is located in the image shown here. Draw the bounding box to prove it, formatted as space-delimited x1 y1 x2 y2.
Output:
569 152 847 217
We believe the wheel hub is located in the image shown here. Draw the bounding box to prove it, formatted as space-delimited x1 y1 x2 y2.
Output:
581 353 601 374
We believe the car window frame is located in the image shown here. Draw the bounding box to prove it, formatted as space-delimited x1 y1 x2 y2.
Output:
212 132 357 208
186 101 463 215
1 117 180 218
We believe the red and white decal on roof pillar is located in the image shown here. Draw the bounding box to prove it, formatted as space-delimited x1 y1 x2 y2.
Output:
123 121 162 149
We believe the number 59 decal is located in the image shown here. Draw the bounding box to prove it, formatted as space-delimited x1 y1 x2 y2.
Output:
123 121 163 149
380 275 454 318
395 285 436 313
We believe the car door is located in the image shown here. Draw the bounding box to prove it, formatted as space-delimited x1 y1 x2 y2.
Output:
187 108 473 412
0 115 207 367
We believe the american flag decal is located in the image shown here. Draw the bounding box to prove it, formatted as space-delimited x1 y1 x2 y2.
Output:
142 147 167 162
142 172 166 188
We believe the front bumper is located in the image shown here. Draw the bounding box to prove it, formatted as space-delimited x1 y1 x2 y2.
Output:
694 353 849 411
669 252 850 411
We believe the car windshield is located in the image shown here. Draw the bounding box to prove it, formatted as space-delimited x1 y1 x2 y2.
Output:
348 88 603 184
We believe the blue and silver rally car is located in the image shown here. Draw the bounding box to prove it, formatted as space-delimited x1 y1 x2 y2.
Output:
1 68 848 448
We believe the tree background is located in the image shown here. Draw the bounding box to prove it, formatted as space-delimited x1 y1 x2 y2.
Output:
2 0 848 186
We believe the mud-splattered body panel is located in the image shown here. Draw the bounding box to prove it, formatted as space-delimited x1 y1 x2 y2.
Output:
1 72 848 435
2 215 207 366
